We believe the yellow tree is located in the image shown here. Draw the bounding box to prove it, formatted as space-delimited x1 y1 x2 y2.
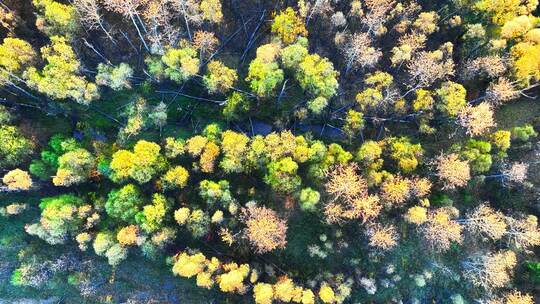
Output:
2 169 32 191
271 8 307 44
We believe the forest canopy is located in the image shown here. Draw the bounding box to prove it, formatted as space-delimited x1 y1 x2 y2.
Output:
0 0 540 303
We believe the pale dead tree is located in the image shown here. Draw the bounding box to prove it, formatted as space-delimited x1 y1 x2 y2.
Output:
461 250 517 291
420 207 463 252
72 0 116 43
457 102 496 137
330 11 347 28
405 48 455 95
193 30 219 61
362 0 396 36
340 33 382 73
366 223 398 251
141 0 179 51
485 77 520 104
462 55 507 81
102 0 151 51
412 11 439 35
501 162 528 185
459 204 507 241
0 3 20 35
434 153 471 190
301 0 333 25
325 163 368 203
323 163 381 224
171 0 203 41
504 214 540 252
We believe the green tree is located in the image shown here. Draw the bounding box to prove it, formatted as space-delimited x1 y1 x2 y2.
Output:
223 92 250 120
265 157 301 193
96 63 133 90
297 54 339 99
105 184 144 223
161 46 200 83
246 58 284 97
0 125 34 168
136 193 168 233
199 179 233 207
299 187 320 211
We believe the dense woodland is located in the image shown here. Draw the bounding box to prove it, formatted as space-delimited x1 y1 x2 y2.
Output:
1 0 540 303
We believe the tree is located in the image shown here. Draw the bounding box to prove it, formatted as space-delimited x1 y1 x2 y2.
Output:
407 49 455 90
220 130 249 173
161 165 189 190
110 140 166 184
265 157 301 193
271 8 308 44
318 283 336 304
117 225 139 246
203 61 238 94
105 184 143 223
366 223 398 251
421 207 463 252
462 204 507 241
149 102 168 133
299 187 320 211
73 0 116 42
485 78 520 104
0 38 36 91
435 153 471 190
136 193 168 233
297 54 339 99
457 102 496 136
164 137 185 159
52 148 95 186
117 97 148 142
223 92 250 120
280 41 309 70
199 179 232 206
380 175 411 207
343 110 364 140
217 263 250 293
462 250 517 290
25 194 84 244
246 44 284 97
241 205 288 253
340 33 381 72
25 36 99 104
172 252 207 278
404 206 428 225
32 0 78 37
2 169 32 191
194 30 219 59
386 137 423 172
96 63 133 90
160 46 200 83
0 125 34 168
200 0 223 23
436 81 467 117
323 164 381 224
504 214 540 251
474 0 537 25
254 283 274 304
